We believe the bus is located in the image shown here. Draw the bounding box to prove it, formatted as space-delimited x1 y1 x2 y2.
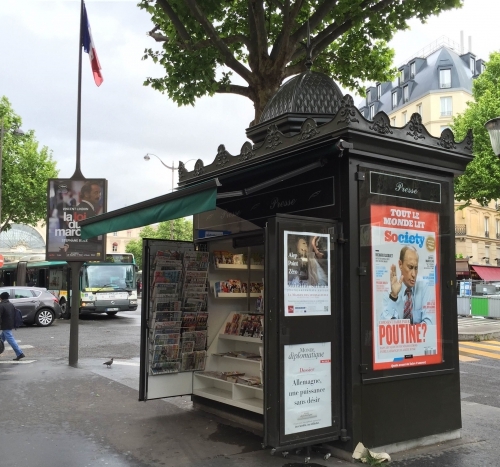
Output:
0 256 138 317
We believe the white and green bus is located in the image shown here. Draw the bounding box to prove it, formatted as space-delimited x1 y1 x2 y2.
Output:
0 255 138 317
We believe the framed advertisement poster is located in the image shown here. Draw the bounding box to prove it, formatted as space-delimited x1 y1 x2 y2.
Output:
284 231 331 316
284 342 332 435
46 178 107 261
357 165 456 380
371 205 441 370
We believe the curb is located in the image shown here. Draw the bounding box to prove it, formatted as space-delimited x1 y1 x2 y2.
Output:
458 331 500 341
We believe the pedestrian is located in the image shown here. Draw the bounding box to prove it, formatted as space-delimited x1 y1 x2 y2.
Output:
0 291 25 361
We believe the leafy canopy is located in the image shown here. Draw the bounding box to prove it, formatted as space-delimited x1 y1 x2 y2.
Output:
453 52 500 206
0 96 59 233
140 0 462 122
125 218 193 266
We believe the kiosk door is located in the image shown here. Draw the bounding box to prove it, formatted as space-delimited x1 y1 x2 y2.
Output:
264 214 340 452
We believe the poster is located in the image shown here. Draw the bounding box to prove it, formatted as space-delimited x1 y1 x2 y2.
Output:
46 179 106 261
371 205 441 370
284 231 331 316
284 342 332 435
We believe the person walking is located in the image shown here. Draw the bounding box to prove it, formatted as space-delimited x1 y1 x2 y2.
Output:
0 291 25 361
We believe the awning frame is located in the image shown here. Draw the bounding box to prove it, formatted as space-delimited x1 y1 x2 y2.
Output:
79 178 220 239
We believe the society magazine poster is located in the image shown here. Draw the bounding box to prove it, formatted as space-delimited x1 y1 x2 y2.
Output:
371 205 442 370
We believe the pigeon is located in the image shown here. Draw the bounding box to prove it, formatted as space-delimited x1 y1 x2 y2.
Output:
103 358 114 368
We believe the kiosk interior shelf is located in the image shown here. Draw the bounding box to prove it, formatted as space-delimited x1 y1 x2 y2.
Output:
195 311 264 414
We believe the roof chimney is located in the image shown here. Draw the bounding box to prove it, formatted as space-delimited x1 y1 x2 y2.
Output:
460 31 464 54
468 36 472 53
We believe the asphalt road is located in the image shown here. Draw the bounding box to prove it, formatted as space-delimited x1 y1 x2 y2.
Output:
12 300 142 361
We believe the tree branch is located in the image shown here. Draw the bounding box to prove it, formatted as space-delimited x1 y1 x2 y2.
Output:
148 25 169 42
290 0 398 63
156 0 191 43
269 0 304 65
183 0 253 84
311 0 396 57
290 0 337 45
249 0 268 63
215 84 253 99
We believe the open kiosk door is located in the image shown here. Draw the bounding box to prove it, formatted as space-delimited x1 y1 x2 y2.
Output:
139 238 202 401
264 214 340 453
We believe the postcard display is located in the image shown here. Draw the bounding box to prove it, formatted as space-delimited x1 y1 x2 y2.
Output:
143 238 265 414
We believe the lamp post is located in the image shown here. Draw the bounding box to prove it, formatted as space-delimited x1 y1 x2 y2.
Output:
143 153 196 239
0 121 24 233
485 117 500 156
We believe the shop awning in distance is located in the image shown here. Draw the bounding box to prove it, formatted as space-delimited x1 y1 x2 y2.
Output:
456 260 470 274
79 179 220 239
471 265 500 281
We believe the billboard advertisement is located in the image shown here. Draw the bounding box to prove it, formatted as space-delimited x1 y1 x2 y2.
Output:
46 179 106 261
371 204 441 370
284 231 331 316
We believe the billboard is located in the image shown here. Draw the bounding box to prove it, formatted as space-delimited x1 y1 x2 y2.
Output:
46 179 107 261
371 204 442 370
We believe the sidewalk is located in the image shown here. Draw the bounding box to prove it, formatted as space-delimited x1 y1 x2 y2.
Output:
457 316 500 341
0 358 343 467
1 334 499 466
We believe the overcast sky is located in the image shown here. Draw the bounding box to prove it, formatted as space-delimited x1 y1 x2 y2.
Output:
0 0 498 211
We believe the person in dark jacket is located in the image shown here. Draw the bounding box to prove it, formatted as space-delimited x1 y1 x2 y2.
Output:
0 291 25 360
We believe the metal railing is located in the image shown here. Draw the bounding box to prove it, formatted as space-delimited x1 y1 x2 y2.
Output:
455 224 466 236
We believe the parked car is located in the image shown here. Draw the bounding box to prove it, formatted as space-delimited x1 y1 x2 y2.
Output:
0 286 62 327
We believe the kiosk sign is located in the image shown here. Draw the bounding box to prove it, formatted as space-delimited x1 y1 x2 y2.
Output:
371 205 442 370
284 231 331 316
284 342 332 435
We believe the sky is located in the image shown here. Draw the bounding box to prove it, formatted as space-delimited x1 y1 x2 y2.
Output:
0 0 499 212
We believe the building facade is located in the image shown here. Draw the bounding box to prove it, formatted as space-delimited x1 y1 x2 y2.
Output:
454 199 500 267
359 38 484 137
359 38 496 275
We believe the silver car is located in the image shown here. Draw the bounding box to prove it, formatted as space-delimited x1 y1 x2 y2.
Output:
0 286 62 327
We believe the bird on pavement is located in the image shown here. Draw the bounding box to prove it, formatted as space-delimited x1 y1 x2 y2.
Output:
103 358 114 368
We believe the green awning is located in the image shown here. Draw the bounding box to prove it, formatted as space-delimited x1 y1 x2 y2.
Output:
80 179 220 239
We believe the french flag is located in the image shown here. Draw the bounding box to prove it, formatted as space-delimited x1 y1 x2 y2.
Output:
81 2 103 86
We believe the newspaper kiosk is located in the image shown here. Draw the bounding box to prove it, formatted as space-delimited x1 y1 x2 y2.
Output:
80 69 473 460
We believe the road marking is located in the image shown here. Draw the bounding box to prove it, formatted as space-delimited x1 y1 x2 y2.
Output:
459 355 479 362
458 317 500 328
2 345 34 351
0 360 37 364
112 361 140 366
459 347 500 360
460 341 500 351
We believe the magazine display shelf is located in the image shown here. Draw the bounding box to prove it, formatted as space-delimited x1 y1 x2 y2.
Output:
194 311 264 414
213 264 264 270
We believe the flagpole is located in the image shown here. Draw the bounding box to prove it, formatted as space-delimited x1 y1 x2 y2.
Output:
69 0 85 368
73 0 84 180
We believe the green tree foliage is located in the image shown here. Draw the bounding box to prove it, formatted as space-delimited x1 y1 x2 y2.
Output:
453 52 500 206
0 97 59 233
139 0 462 123
125 217 193 266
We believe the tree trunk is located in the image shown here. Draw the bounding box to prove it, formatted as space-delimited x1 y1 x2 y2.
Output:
249 76 283 126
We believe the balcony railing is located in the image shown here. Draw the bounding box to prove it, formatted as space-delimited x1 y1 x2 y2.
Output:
455 224 466 236
485 231 490 238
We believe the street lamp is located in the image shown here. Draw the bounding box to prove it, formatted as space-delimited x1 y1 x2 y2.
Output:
0 122 24 232
143 153 197 239
485 117 500 157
